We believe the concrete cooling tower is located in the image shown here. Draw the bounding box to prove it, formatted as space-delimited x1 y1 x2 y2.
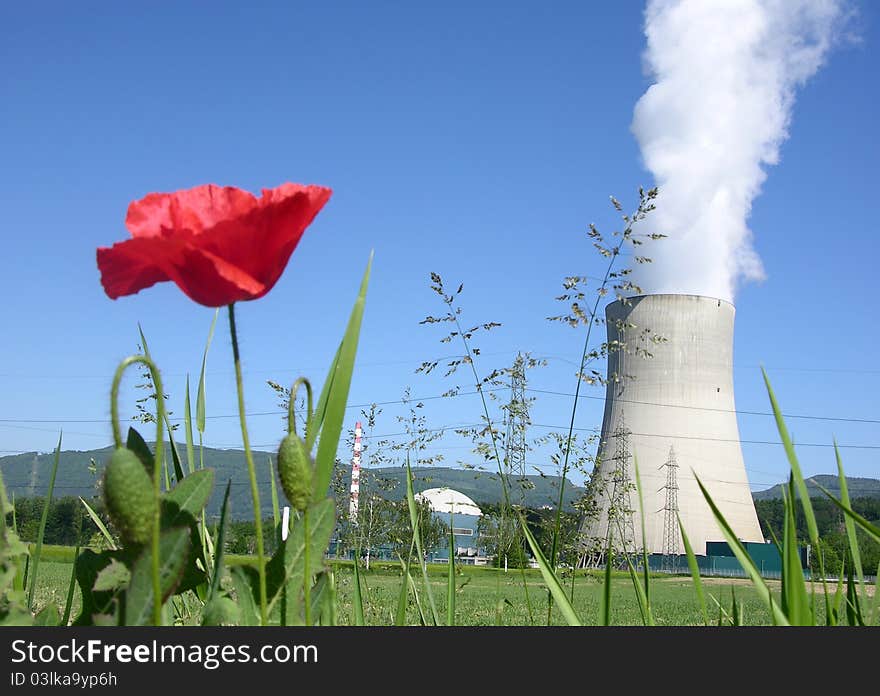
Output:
581 294 764 559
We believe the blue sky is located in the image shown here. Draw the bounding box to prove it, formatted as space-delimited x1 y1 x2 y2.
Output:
1 1 878 494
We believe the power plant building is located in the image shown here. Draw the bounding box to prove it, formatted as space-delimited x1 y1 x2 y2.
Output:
581 294 764 559
416 487 486 564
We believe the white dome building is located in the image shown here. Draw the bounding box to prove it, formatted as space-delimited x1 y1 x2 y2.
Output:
415 488 482 517
415 488 486 564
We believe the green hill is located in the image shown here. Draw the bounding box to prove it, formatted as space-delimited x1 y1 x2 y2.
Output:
751 475 880 502
0 445 584 520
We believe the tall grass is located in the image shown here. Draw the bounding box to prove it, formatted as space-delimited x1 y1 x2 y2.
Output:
26 433 62 612
531 368 878 627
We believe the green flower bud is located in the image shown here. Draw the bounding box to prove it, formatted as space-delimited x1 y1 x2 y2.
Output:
277 433 313 512
103 447 156 546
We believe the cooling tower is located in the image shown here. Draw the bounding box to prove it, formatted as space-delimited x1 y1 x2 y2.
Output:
582 294 763 557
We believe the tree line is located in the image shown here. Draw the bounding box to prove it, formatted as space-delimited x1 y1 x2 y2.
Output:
754 497 880 576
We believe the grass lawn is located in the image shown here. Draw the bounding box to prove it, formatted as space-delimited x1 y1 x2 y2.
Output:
29 548 796 626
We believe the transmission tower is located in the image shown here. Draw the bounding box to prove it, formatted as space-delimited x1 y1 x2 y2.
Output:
660 445 680 572
503 353 529 507
605 412 636 566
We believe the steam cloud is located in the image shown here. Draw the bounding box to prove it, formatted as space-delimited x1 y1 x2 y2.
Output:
631 0 848 302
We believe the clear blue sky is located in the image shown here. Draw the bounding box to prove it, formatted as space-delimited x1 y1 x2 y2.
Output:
1 1 878 494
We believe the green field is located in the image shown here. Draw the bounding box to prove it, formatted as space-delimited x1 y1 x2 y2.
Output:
333 563 780 626
29 548 795 626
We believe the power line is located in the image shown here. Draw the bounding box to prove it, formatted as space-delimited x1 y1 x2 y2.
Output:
0 351 521 381
536 354 880 376
5 419 877 454
2 380 877 426
6 351 880 382
0 388 508 425
619 430 880 451
525 387 880 424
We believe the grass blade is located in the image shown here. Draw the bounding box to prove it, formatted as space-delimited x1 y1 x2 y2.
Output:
183 375 195 475
60 522 82 626
8 490 28 597
447 513 455 626
79 497 116 550
695 473 789 625
394 541 415 626
198 509 215 597
519 513 581 626
763 369 831 623
517 561 535 626
137 324 184 484
830 564 845 626
624 557 652 625
405 455 439 625
312 252 372 502
632 455 653 624
209 481 232 601
230 567 259 626
601 540 613 626
320 570 338 626
780 478 812 625
394 566 409 625
844 547 864 626
352 552 366 626
677 512 708 625
27 432 62 611
731 588 743 626
164 429 186 487
306 343 341 453
405 565 427 626
268 457 280 536
834 442 865 589
872 561 880 626
814 483 880 544
710 594 730 626
762 371 822 556
196 308 219 437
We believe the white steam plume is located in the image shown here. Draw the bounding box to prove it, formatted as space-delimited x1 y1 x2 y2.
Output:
631 0 848 302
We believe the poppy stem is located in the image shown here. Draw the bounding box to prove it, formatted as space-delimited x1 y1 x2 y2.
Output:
303 507 311 626
287 377 313 437
227 303 268 626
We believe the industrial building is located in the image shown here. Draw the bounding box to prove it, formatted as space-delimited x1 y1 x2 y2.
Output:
580 294 765 563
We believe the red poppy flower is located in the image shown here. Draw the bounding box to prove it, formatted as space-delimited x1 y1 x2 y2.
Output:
97 183 332 307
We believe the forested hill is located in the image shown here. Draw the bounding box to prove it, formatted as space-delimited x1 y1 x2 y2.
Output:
751 475 880 501
5 445 875 520
0 446 584 520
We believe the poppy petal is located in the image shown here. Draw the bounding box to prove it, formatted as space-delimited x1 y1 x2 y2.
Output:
195 185 333 291
125 184 257 238
98 234 268 306
97 238 172 300
165 245 266 306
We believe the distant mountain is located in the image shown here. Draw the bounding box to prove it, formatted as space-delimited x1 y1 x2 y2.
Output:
352 465 584 511
752 475 880 501
0 445 584 520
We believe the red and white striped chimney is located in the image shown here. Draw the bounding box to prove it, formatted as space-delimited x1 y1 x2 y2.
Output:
349 421 362 523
